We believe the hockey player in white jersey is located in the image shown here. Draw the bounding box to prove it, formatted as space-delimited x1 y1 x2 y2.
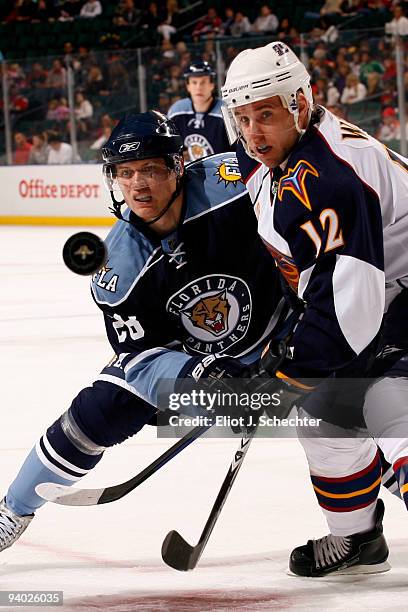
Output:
222 41 408 576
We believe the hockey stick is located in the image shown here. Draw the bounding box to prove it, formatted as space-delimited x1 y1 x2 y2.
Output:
35 423 210 506
161 426 256 571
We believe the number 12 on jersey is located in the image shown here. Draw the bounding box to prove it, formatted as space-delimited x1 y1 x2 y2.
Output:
300 208 344 256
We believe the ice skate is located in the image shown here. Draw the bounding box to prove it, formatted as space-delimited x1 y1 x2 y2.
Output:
0 498 34 552
289 499 390 577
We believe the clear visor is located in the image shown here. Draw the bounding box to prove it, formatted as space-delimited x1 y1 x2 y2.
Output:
103 162 174 194
232 100 298 138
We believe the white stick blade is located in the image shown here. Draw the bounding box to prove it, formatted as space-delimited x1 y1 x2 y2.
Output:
35 482 102 506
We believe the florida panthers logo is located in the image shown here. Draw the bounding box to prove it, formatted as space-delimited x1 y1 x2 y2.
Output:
182 290 230 336
167 275 251 354
185 134 214 161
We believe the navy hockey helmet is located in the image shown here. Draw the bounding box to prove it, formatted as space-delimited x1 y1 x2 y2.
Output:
183 60 216 81
102 110 183 166
102 111 184 226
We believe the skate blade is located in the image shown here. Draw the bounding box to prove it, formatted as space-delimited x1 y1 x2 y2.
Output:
287 560 391 577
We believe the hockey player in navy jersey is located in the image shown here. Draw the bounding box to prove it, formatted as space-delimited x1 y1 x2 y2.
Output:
0 111 288 552
167 61 230 161
222 41 408 576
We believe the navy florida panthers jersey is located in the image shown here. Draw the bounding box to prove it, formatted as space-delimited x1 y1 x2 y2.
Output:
238 107 408 384
167 97 231 162
91 153 287 407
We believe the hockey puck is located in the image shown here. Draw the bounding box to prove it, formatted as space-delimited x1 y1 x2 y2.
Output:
62 232 107 276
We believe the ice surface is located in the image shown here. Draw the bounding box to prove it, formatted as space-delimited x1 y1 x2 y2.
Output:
0 226 407 611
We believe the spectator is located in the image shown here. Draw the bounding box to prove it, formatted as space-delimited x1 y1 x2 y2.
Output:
46 98 60 121
158 0 180 41
28 133 49 164
334 63 351 94
277 17 291 38
6 62 26 88
105 53 129 92
86 65 107 96
221 7 235 36
114 0 142 27
45 59 67 93
341 72 367 104
141 2 164 32
13 132 32 165
320 0 344 16
385 4 408 36
26 61 48 88
9 86 29 113
192 7 222 40
366 71 383 97
55 97 70 121
89 125 111 152
79 0 102 19
251 5 279 34
349 51 362 76
57 0 82 21
33 0 57 22
74 91 93 120
382 56 397 84
165 64 183 96
376 107 400 141
5 0 35 22
230 11 251 37
359 51 384 86
47 132 79 163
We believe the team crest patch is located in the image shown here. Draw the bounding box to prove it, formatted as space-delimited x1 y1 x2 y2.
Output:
214 157 242 187
166 274 251 354
278 160 319 210
185 134 214 161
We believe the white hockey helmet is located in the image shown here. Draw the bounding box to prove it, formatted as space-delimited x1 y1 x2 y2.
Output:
221 42 313 157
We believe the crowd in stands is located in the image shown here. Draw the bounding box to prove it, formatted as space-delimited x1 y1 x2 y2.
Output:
4 0 408 163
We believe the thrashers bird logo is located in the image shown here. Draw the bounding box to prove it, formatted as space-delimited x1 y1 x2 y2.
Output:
182 290 230 336
278 160 319 210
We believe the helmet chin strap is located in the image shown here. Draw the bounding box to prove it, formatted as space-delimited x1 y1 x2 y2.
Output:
109 176 184 229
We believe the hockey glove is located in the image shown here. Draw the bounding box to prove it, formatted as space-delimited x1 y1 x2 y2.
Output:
177 354 259 433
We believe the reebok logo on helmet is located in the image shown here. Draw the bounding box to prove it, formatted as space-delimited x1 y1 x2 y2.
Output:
119 142 140 153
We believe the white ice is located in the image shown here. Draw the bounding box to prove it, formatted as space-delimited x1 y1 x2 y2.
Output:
0 226 407 612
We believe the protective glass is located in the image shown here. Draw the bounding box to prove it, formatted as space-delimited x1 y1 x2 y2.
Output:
103 162 174 193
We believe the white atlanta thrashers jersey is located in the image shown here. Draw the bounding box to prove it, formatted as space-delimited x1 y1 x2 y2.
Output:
238 106 408 381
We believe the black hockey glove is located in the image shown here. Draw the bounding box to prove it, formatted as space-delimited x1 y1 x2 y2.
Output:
177 354 259 433
244 340 311 421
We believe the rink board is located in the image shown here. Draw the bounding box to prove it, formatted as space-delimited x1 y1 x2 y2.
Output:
0 164 114 225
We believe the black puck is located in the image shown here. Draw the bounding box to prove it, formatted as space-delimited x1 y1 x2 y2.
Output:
62 232 107 276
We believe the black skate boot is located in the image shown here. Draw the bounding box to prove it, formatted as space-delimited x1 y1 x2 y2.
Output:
289 499 390 577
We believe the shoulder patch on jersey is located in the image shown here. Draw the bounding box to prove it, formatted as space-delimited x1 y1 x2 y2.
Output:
214 156 242 187
91 214 159 307
278 160 319 211
184 153 247 222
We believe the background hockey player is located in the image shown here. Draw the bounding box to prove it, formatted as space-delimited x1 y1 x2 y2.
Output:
222 41 408 577
0 111 287 552
167 61 230 161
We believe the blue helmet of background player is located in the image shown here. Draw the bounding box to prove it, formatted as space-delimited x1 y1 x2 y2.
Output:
102 110 184 226
183 61 216 82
